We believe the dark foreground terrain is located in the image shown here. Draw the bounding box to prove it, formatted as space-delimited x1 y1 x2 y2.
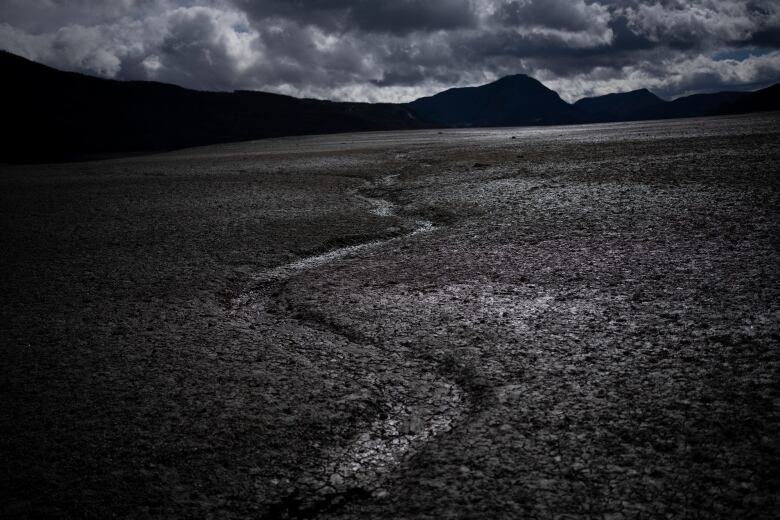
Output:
2 113 779 519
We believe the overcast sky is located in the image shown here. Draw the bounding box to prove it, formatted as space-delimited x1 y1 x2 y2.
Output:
1 0 779 102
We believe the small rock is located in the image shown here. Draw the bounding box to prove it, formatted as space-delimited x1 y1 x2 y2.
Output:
317 485 336 495
401 414 425 434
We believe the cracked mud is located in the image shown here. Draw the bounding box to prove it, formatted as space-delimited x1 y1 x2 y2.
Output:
229 177 461 516
2 113 779 519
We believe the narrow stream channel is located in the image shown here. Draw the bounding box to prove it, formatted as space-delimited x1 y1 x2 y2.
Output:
228 176 468 517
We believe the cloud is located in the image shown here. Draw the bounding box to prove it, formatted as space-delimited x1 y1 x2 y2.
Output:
1 0 779 102
497 0 612 34
232 0 478 34
0 4 261 91
620 1 762 48
543 49 780 102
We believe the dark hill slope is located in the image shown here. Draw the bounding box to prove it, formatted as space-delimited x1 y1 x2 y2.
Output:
573 85 778 122
409 74 583 127
573 89 667 122
1 51 427 162
663 91 747 119
719 83 780 114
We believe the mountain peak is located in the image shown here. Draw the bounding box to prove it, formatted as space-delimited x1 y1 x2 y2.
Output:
493 73 536 82
410 73 580 127
628 88 659 98
582 88 660 100
489 74 549 90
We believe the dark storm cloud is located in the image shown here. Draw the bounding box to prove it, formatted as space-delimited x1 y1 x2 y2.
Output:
1 0 779 102
232 0 478 34
497 0 609 33
748 27 780 47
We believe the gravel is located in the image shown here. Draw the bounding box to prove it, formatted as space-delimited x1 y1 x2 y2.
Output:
2 113 779 519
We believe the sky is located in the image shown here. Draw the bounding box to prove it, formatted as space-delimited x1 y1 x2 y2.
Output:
1 0 779 103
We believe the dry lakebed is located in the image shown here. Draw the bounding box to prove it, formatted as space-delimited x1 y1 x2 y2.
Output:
2 113 779 519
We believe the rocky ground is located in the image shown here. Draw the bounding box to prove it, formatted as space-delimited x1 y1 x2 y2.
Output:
2 113 779 519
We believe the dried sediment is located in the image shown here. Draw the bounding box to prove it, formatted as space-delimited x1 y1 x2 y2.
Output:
2 113 779 519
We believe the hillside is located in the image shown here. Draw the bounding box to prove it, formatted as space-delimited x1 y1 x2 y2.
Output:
573 89 667 122
409 74 583 127
1 51 428 162
2 50 778 161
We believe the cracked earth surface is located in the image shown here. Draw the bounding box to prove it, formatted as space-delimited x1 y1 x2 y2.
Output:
2 113 779 519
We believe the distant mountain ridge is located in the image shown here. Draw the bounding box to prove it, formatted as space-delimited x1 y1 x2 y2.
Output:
1 50 778 162
1 51 428 162
409 74 582 127
574 88 777 121
574 89 667 122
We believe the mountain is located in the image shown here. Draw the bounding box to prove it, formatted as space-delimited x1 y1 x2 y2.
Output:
663 91 747 119
573 89 667 122
573 86 777 122
718 83 780 115
0 51 428 162
1 50 778 162
409 74 583 127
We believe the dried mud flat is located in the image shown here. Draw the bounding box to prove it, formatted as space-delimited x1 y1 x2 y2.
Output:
2 113 779 519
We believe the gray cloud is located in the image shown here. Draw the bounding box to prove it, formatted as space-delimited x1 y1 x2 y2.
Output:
497 0 611 33
232 0 478 34
1 0 779 102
